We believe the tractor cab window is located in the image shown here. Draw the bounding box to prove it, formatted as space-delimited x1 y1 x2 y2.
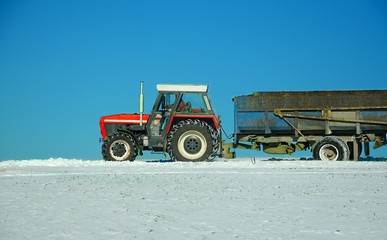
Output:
176 93 209 113
151 93 177 136
157 93 177 112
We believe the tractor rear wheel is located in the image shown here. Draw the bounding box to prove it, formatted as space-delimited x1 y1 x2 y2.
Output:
167 120 215 162
102 132 137 161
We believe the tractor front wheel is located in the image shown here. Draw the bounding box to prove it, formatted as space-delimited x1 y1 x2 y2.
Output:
102 132 137 161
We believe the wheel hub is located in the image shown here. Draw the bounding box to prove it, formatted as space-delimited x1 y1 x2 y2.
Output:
319 144 338 161
111 142 128 158
184 136 202 154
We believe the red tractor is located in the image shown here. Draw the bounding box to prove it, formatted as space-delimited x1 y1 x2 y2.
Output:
99 83 220 161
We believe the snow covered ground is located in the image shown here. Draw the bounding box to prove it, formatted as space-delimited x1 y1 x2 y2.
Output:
1 158 386 240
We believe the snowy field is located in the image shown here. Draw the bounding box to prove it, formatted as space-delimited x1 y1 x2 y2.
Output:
1 158 386 240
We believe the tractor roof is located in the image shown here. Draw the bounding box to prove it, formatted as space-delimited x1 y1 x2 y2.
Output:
156 84 208 93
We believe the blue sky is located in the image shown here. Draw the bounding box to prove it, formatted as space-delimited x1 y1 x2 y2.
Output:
0 0 386 160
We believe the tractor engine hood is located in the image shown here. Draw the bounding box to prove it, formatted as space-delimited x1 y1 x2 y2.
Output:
99 113 150 139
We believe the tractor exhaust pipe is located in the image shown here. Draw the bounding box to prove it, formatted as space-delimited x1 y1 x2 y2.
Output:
139 81 144 126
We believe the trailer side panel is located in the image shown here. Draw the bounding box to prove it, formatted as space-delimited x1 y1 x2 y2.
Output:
234 90 387 142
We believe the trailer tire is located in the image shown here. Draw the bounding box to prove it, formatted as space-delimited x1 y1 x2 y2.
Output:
313 136 350 161
167 120 214 162
102 132 137 161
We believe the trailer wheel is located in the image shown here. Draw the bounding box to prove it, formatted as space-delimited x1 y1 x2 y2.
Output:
102 132 137 161
167 120 214 162
313 136 350 161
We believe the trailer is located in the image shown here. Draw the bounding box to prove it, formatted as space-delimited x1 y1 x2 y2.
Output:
221 90 387 160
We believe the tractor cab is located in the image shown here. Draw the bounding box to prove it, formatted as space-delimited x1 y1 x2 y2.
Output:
146 84 216 151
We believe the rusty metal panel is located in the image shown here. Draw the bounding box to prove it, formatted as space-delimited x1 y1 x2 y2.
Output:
234 90 387 141
236 90 387 111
